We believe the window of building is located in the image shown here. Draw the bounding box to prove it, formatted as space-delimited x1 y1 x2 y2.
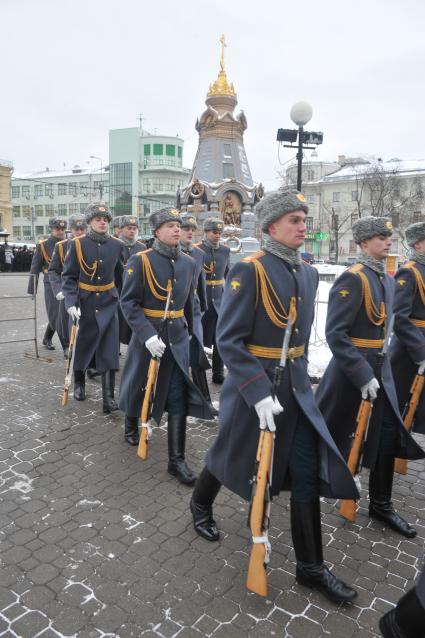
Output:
69 203 79 214
80 204 86 213
152 178 164 192
45 184 54 197
351 190 358 201
22 206 31 219
143 178 152 193
304 239 314 252
45 204 54 217
12 186 20 198
35 225 44 236
308 194 315 204
153 144 163 156
223 144 232 158
22 226 32 238
306 216 314 231
35 205 44 217
391 212 400 227
332 192 340 202
58 183 67 196
166 144 175 157
164 179 175 192
178 147 182 159
349 240 357 254
80 183 88 196
58 204 67 216
22 185 30 198
144 144 151 156
413 211 423 223
307 170 314 181
13 226 21 238
69 183 77 196
13 206 20 218
34 184 43 197
109 162 132 216
223 163 234 179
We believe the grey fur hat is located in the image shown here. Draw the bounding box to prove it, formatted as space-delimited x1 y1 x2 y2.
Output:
119 215 139 228
255 189 309 233
405 221 425 247
112 216 122 228
149 207 182 232
68 214 87 230
85 203 112 223
352 216 393 244
203 217 224 232
48 217 67 230
181 213 198 229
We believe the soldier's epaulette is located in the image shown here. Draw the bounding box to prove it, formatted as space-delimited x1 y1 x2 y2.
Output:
136 248 153 256
193 242 202 248
111 235 125 243
403 261 415 269
38 238 48 245
347 263 365 274
242 250 265 263
71 234 86 241
58 238 68 245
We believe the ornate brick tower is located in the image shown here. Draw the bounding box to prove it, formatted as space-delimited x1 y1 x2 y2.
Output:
178 36 263 250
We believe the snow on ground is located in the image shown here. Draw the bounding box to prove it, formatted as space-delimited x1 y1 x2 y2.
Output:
308 279 333 379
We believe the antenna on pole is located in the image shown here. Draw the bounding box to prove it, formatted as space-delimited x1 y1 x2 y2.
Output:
138 113 146 136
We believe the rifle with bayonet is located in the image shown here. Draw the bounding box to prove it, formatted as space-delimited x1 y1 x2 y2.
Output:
138 280 172 460
339 314 395 522
394 367 425 475
61 318 79 406
246 297 297 597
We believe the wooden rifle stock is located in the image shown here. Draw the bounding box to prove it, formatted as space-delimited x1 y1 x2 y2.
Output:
339 399 373 522
137 357 159 460
394 373 425 475
246 430 274 596
61 322 78 406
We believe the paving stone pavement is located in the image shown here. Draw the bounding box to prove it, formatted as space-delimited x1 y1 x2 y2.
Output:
0 273 425 638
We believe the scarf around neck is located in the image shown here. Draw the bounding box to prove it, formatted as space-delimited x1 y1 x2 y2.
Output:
409 248 425 267
121 237 137 247
86 228 109 244
180 240 193 253
357 252 385 274
203 238 220 250
153 238 181 259
263 237 302 266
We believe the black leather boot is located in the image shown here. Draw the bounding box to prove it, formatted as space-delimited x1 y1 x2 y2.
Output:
167 415 197 485
42 325 55 350
291 499 358 604
102 371 119 414
192 368 218 416
211 346 225 384
379 586 425 637
190 466 221 541
74 370 86 401
124 415 139 446
369 455 416 538
87 368 99 379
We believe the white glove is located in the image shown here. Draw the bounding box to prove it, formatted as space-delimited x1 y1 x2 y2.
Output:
67 306 81 321
417 360 425 375
255 396 284 432
56 291 65 301
361 377 380 401
145 335 166 358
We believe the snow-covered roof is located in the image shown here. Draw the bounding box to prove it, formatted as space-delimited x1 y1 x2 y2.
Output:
321 159 425 183
13 166 109 180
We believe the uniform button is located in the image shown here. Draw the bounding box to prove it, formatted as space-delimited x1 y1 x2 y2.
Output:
174 279 177 283
292 268 297 273
171 300 174 304
99 259 103 263
298 296 302 301
293 387 296 392
169 320 173 324
97 276 101 280
295 328 299 333
95 309 99 313
96 293 99 296
169 341 173 345
171 259 174 263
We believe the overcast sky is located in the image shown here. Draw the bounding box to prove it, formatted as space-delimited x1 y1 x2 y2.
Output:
2 0 425 190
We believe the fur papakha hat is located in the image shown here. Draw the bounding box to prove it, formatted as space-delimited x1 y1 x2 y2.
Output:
352 216 393 244
119 215 139 228
180 214 198 229
203 217 224 232
149 207 182 231
255 189 309 234
405 221 425 247
68 214 87 230
85 203 112 223
49 217 67 230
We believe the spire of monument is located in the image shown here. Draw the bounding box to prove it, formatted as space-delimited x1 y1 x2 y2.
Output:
207 34 236 98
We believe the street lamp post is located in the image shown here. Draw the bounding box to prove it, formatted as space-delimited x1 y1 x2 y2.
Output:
276 101 323 191
89 155 103 200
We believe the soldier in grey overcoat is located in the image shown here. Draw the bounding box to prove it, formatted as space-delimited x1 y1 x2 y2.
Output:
62 204 124 413
190 190 359 604
27 217 67 350
390 221 425 434
118 208 214 480
316 217 425 538
48 214 87 357
195 218 230 383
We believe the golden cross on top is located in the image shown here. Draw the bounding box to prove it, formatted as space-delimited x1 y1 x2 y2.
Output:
220 34 226 71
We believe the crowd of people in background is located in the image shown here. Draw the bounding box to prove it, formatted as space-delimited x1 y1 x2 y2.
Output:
0 243 35 272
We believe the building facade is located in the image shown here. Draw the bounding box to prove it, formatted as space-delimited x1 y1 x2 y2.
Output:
0 159 13 235
284 156 425 262
10 166 108 241
109 127 191 236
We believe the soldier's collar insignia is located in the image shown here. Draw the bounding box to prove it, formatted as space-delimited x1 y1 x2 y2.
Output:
230 277 241 295
296 193 306 202
338 289 350 297
398 279 406 286
386 221 393 230
127 267 134 276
